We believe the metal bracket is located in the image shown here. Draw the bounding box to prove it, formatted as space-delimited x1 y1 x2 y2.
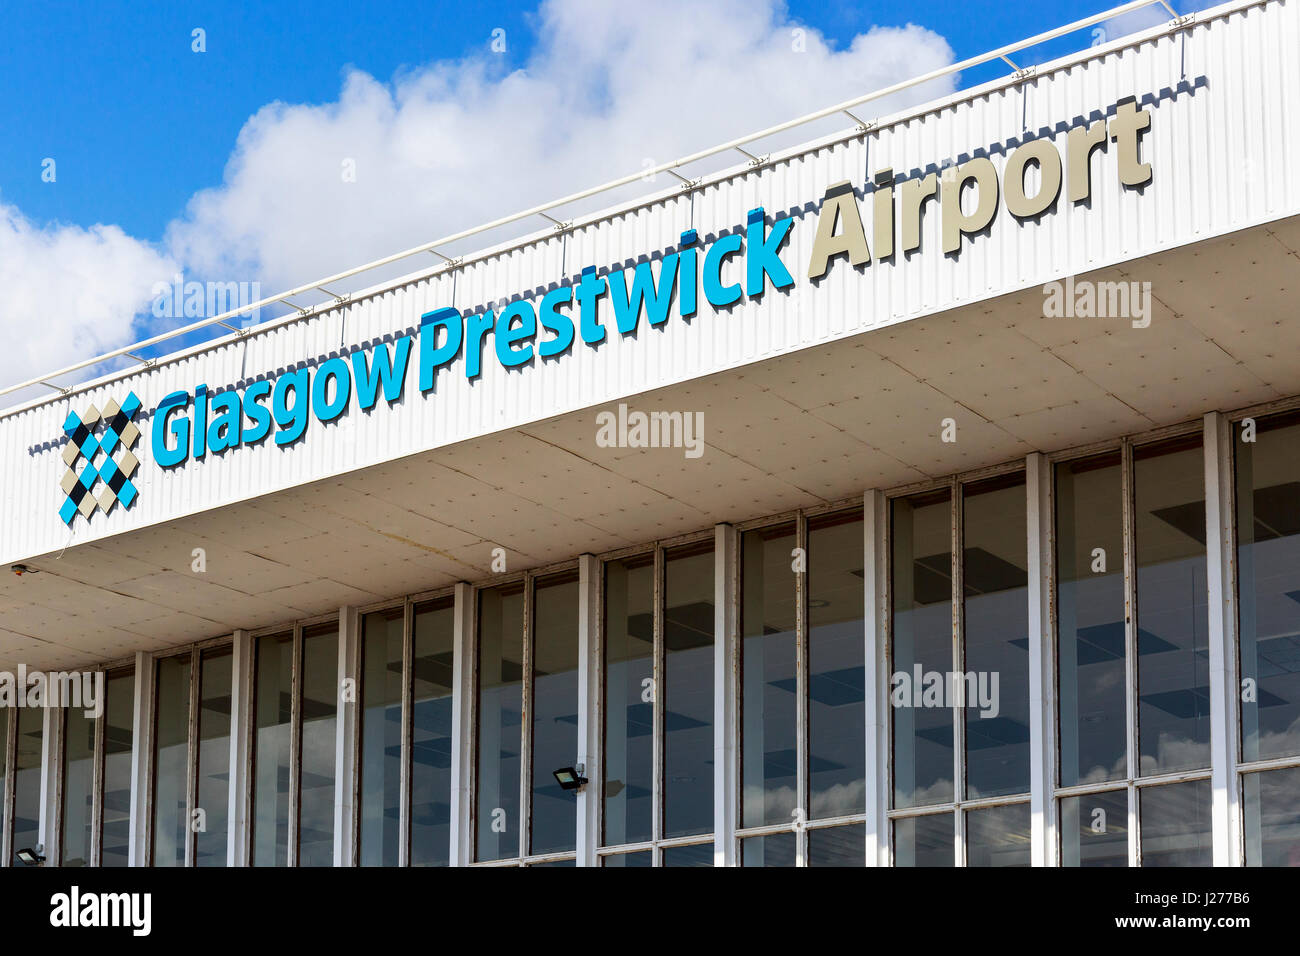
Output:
747 153 771 169
1168 12 1196 31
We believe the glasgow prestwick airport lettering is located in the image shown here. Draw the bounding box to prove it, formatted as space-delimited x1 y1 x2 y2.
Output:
150 100 1152 470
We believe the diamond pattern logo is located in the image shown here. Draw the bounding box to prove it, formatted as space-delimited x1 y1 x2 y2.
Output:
59 392 142 525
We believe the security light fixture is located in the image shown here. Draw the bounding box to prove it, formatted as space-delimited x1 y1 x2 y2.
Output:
10 564 38 576
553 764 588 791
16 845 45 866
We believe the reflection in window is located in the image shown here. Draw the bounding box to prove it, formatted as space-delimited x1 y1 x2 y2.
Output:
0 707 6 846
299 624 338 866
963 476 1029 799
195 649 232 867
660 843 713 867
1134 438 1209 775
893 813 953 867
102 673 134 867
12 707 42 866
62 700 95 867
1139 780 1211 866
603 555 654 846
601 850 652 867
1056 453 1126 786
1060 790 1128 867
152 655 190 867
891 490 954 809
741 831 796 867
476 585 524 861
1243 766 1300 866
530 573 579 856
965 803 1030 867
741 523 797 829
360 608 403 866
253 633 293 866
411 601 454 866
1236 413 1300 762
808 512 866 819
808 823 865 866
664 543 715 839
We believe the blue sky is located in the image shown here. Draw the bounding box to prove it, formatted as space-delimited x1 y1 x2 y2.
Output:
2 0 1179 241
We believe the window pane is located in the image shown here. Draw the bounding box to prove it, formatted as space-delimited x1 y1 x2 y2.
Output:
102 673 134 867
664 542 714 839
476 584 524 861
741 831 796 867
963 476 1029 799
152 655 190 867
1060 790 1128 866
601 850 652 867
1139 779 1211 866
891 490 954 809
195 649 232 867
0 707 6 842
808 823 866 866
61 700 95 867
893 813 953 867
661 843 713 867
602 554 654 846
252 633 292 867
12 706 43 866
360 608 403 866
1056 453 1126 786
531 572 579 855
1236 413 1300 762
809 511 866 819
1135 438 1209 774
411 602 453 867
965 802 1030 866
1243 766 1300 866
300 624 338 866
741 523 797 829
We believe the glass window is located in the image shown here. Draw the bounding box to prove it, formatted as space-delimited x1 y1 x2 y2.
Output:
152 654 190 867
102 672 134 867
411 601 454 866
962 475 1029 799
1243 766 1300 866
601 850 652 867
1235 412 1300 762
660 843 713 866
808 824 866 866
1139 780 1211 866
741 831 796 867
1059 790 1128 867
0 706 6 848
1056 453 1126 786
741 523 797 829
360 608 404 866
12 706 43 865
195 649 232 867
602 554 654 846
891 489 954 809
808 512 866 819
475 584 525 861
299 625 338 867
893 813 953 867
61 699 95 867
663 542 714 839
965 803 1030 867
530 572 579 856
1134 437 1209 775
252 633 293 866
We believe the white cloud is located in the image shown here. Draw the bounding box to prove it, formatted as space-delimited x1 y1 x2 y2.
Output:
1 0 956 398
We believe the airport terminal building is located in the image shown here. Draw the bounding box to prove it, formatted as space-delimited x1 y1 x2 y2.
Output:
0 0 1297 867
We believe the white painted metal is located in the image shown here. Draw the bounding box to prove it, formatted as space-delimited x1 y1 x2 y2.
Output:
713 523 739 866
38 701 60 865
332 605 359 867
1203 412 1241 865
226 629 253 866
128 650 153 867
4 0 1297 569
0 0 1179 404
448 583 474 866
1025 453 1057 866
863 490 889 866
576 553 600 866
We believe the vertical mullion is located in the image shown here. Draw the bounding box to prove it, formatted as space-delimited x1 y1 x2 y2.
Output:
795 514 809 866
1121 440 1140 867
714 523 739 867
2 694 17 865
652 547 665 857
448 585 475 867
864 490 889 866
519 574 534 861
952 480 965 866
288 625 303 866
185 647 201 868
91 678 106 867
1026 453 1058 866
577 553 601 866
399 602 414 867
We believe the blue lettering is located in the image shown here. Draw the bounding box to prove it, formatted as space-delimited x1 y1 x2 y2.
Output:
272 369 310 446
206 391 242 453
312 356 352 422
538 287 574 358
353 336 411 409
609 256 678 334
495 301 536 368
703 234 743 306
419 308 463 392
745 207 794 296
576 266 607 345
152 391 191 468
242 380 272 443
